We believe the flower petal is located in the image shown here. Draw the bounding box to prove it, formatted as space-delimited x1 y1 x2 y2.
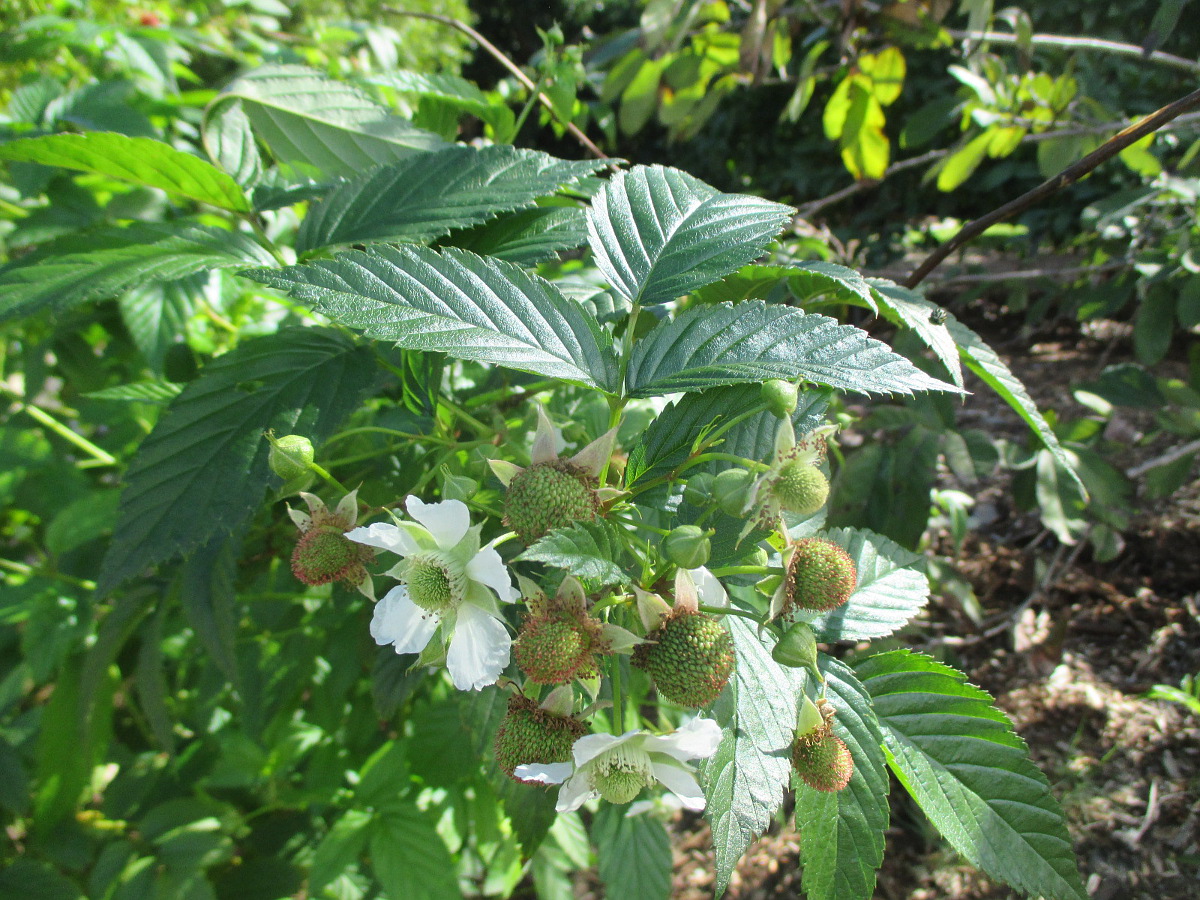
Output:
642 717 722 761
466 543 518 604
651 761 706 811
555 771 596 813
347 522 420 556
446 603 510 691
370 586 439 654
691 566 728 608
572 730 638 767
406 496 470 549
513 761 574 785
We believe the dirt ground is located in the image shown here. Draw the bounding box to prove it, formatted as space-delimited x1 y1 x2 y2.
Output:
663 305 1200 898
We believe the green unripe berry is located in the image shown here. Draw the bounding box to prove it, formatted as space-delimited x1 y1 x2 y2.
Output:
291 525 372 587
772 622 819 674
682 472 715 507
494 696 589 782
270 434 314 480
783 538 856 617
664 525 711 569
713 468 754 518
503 461 600 544
770 460 829 516
514 617 593 684
792 715 853 792
762 379 799 418
632 611 735 707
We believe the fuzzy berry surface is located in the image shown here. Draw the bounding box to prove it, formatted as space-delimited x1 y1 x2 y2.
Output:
494 695 589 781
514 616 600 684
632 611 735 708
503 461 600 544
770 461 829 515
291 526 373 586
792 723 854 792
784 538 856 616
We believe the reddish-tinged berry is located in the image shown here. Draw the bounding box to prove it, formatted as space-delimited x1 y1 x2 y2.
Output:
782 538 856 617
514 597 607 684
494 695 589 782
633 611 734 707
291 525 373 586
791 703 853 792
503 461 600 544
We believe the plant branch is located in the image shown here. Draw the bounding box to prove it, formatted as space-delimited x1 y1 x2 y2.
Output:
947 29 1200 75
381 8 610 161
905 86 1200 289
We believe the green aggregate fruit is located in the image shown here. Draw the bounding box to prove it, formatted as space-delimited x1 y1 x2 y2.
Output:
494 695 589 782
632 611 734 707
782 538 856 616
503 461 600 544
792 718 853 792
291 526 373 587
770 460 829 515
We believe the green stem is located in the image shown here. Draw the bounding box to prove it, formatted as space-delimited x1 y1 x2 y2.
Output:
463 379 556 409
609 654 625 733
2 388 117 467
308 461 350 495
612 514 671 537
438 397 493 438
700 604 761 622
0 557 97 591
708 565 770 577
323 426 461 447
510 69 548 144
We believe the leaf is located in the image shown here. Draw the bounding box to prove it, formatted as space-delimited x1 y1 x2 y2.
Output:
178 532 242 687
787 261 878 313
944 316 1085 494
98 329 374 593
119 273 202 372
0 222 274 322
516 520 630 586
201 98 263 188
627 301 961 397
868 278 964 391
701 616 804 896
245 245 619 392
310 809 373 894
937 131 992 192
857 650 1087 900
370 805 463 900
807 527 929 642
0 859 85 900
85 380 183 403
296 145 606 252
135 604 175 752
444 207 590 267
211 64 444 178
0 735 30 815
796 656 888 900
586 165 794 306
0 132 250 212
367 70 515 136
593 804 672 900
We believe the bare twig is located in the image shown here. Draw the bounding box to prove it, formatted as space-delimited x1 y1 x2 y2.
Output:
381 8 610 162
1126 438 1200 479
905 87 1200 288
947 29 1200 75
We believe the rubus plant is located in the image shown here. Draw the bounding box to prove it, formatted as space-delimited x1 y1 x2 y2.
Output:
0 55 1092 899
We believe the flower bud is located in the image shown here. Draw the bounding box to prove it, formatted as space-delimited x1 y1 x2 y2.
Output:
664 525 711 569
713 468 754 518
682 472 715 507
762 379 799 418
772 622 820 676
269 434 314 481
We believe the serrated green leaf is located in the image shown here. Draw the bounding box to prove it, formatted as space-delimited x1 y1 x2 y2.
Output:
627 301 961 397
796 656 888 900
212 64 444 178
201 98 263 189
367 70 515 136
84 380 182 403
788 261 879 313
857 650 1087 900
593 805 672 900
245 245 619 392
444 207 590 267
944 316 1085 494
135 604 174 752
587 165 794 306
0 132 250 212
99 329 374 592
516 520 630 586
868 278 965 391
296 145 605 252
701 617 804 896
178 532 242 687
807 526 928 642
0 222 273 322
310 809 373 894
119 274 201 372
370 805 463 900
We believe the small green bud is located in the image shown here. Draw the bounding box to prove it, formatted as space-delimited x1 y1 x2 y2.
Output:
682 472 716 506
270 434 314 481
664 525 711 569
772 622 820 675
762 379 799 418
713 468 754 517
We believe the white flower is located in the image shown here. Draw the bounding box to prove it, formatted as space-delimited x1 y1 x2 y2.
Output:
514 716 722 812
347 497 518 691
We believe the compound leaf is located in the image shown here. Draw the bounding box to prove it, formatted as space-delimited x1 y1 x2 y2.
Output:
516 520 630 586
